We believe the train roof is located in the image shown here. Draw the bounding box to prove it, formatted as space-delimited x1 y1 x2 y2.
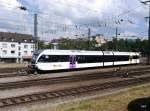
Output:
37 49 139 56
40 49 102 55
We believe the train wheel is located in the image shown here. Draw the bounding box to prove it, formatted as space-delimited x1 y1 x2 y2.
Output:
36 70 43 74
27 69 35 74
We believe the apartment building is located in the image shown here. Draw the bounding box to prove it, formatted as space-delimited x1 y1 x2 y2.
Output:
0 32 35 63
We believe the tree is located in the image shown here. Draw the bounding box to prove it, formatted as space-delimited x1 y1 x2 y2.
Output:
38 40 52 49
101 38 148 56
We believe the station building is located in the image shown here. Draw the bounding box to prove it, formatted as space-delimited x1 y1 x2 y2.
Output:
0 32 35 63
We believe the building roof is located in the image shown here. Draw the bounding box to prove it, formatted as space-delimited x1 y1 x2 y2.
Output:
0 32 35 43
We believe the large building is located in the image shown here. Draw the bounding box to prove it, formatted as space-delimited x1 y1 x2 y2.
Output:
0 32 35 63
91 34 107 47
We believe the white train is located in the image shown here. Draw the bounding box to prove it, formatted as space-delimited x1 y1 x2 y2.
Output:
30 49 140 73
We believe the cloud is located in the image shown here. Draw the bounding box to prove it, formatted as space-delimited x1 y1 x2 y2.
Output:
1 0 21 9
121 31 138 36
27 0 146 31
0 0 32 34
118 31 139 39
0 0 148 40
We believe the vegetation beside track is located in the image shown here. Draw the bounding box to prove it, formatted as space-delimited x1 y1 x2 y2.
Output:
0 63 26 68
30 84 150 111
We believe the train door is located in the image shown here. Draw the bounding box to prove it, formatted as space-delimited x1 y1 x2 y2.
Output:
103 51 114 66
129 55 133 64
69 55 76 69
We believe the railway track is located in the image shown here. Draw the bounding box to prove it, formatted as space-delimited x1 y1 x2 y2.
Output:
0 65 149 79
0 69 27 78
0 73 27 78
0 67 150 90
0 74 150 108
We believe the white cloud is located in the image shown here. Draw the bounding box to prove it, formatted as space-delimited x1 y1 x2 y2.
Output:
0 0 32 34
0 28 8 32
30 0 146 26
119 31 139 38
0 0 148 40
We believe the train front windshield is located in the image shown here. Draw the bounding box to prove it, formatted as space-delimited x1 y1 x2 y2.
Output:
31 54 39 64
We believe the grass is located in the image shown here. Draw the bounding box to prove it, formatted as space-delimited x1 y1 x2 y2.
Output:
0 63 26 68
29 84 150 111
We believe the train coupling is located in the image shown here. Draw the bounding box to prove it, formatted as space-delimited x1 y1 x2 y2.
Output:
27 64 36 74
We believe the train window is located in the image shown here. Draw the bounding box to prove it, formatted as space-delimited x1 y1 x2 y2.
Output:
45 55 49 59
32 54 38 60
133 56 139 59
38 55 69 63
114 55 129 61
77 56 84 63
31 54 39 64
103 55 114 62
38 55 47 62
77 55 103 63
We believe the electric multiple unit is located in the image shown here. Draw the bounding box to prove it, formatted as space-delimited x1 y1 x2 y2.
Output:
30 49 140 73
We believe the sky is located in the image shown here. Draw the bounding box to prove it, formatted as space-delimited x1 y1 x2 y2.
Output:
0 0 148 40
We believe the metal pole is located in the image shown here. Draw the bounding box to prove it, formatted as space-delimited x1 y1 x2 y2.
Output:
34 13 38 50
115 27 118 51
148 2 150 64
140 0 150 64
75 25 78 49
88 28 91 50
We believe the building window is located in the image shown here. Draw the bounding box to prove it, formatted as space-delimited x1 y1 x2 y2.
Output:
18 52 21 56
11 38 14 41
11 51 15 54
31 45 35 49
24 51 28 55
3 50 7 54
3 38 6 41
18 46 21 50
24 45 28 49
11 44 15 48
31 51 34 54
24 39 27 42
2 43 7 48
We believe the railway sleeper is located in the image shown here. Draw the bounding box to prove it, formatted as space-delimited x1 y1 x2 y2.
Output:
69 90 79 94
20 97 31 102
0 102 5 107
12 98 24 103
44 93 54 98
75 89 87 93
50 92 61 97
53 92 67 96
82 87 91 91
76 88 87 92
1 100 14 105
63 91 76 95
37 95 47 99
28 96 38 100
88 86 100 90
